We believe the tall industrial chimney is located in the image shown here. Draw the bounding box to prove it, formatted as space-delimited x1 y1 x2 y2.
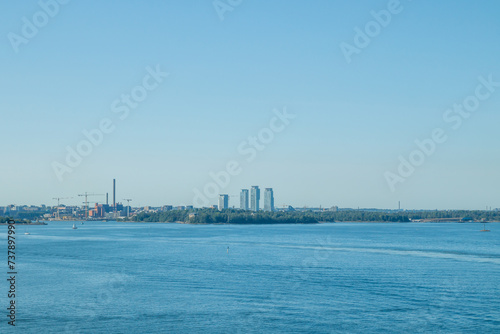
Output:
113 179 116 210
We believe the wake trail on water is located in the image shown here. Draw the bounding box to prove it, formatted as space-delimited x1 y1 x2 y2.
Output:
275 244 500 265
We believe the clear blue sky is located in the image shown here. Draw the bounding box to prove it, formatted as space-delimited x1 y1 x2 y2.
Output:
1 0 499 209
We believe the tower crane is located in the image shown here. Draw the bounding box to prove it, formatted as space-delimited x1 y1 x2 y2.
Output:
52 197 73 219
123 199 132 218
78 193 105 219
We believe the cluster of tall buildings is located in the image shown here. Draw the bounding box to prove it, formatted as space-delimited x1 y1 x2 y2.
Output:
219 186 274 212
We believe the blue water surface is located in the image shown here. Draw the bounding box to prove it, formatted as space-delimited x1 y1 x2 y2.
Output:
1 222 499 333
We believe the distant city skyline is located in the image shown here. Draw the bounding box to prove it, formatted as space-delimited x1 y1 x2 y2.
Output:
0 182 498 211
1 2 499 210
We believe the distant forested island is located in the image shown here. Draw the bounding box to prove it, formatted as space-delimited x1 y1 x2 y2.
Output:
129 209 500 224
0 217 43 225
131 209 318 224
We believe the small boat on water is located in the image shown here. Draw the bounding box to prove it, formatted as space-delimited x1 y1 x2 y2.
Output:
72 223 77 230
480 222 490 232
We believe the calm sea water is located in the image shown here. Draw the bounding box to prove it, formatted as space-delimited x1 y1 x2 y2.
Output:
1 222 499 333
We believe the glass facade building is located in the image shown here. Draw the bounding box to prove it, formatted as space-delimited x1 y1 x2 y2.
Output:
240 189 249 210
264 188 274 212
250 186 260 212
218 194 229 210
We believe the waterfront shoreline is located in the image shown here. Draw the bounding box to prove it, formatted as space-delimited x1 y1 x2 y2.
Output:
0 222 48 225
10 220 498 225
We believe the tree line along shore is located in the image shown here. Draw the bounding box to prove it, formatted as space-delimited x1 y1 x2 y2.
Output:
127 209 500 225
0 217 46 225
1 209 498 225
